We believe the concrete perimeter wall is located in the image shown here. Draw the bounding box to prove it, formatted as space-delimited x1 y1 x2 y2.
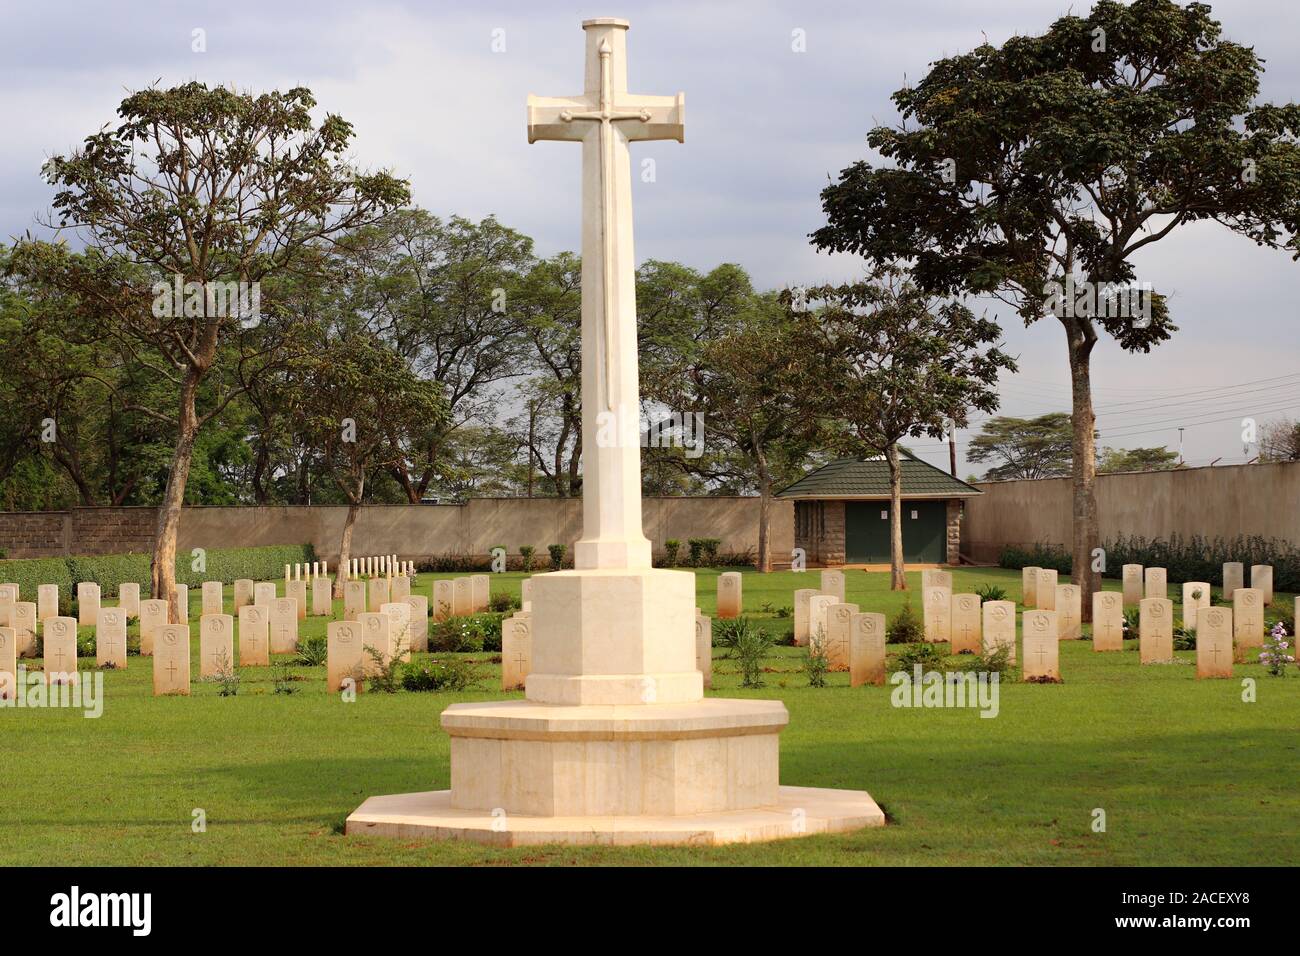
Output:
0 497 796 565
963 461 1300 563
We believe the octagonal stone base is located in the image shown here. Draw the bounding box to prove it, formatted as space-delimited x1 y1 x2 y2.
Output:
526 568 702 705
444 698 788 816
345 785 885 847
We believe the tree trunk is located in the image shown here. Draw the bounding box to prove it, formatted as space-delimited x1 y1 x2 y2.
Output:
51 444 98 506
755 456 772 573
335 498 360 598
553 417 570 497
151 370 201 622
296 455 311 505
252 441 269 505
568 418 582 497
886 442 906 590
1067 328 1099 621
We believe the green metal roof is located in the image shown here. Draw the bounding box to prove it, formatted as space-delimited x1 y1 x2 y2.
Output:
776 452 982 500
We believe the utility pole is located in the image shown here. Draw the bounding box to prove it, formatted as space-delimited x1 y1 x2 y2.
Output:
948 422 957 477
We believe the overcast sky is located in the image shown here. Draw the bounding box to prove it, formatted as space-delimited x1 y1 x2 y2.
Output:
2 0 1298 476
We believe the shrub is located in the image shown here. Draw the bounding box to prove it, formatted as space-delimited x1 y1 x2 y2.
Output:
893 641 946 673
362 644 410 694
663 539 681 567
400 658 479 692
804 627 831 687
887 601 924 644
687 538 707 566
1260 623 1294 677
428 614 503 653
295 635 328 667
1122 607 1140 641
0 558 74 612
548 544 567 571
202 648 240 696
1000 533 1300 593
272 662 302 695
0 544 315 607
975 583 1008 603
489 591 520 613
519 545 536 572
998 543 1071 575
425 553 492 573
960 641 1015 677
720 618 773 688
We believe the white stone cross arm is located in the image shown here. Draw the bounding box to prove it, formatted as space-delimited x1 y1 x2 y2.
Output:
527 90 684 145
526 24 684 146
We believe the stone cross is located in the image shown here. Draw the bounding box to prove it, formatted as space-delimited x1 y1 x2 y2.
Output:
527 17 684 571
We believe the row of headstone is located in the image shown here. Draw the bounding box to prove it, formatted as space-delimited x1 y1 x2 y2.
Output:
1221 562 1273 603
427 575 490 622
791 570 849 645
343 555 414 580
283 561 329 583
324 596 431 692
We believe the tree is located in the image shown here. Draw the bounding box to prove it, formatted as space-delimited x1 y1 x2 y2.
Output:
968 413 1075 480
801 270 1015 588
1259 417 1300 462
13 83 408 620
645 287 823 572
338 210 535 501
516 254 583 497
286 330 446 594
812 0 1300 616
1097 445 1179 473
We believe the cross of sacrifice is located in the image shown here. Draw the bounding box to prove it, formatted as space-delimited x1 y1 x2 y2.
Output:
526 18 684 573
528 20 684 413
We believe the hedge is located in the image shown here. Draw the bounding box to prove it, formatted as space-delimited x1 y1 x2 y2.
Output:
999 534 1300 593
0 544 316 608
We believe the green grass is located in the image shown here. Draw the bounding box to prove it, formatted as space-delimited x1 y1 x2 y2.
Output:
2 568 1296 866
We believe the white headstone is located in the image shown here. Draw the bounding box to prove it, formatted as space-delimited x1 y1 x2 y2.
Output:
96 607 128 668
1139 597 1174 663
200 613 235 678
1250 564 1273 605
850 612 887 687
819 569 846 603
238 604 269 666
1021 610 1059 680
981 601 1016 663
1091 591 1124 651
76 582 101 627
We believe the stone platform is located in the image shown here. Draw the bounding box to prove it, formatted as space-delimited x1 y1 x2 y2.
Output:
443 698 788 817
345 785 886 847
345 697 884 846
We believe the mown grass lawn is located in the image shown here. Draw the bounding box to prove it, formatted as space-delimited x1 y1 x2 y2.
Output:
2 567 1296 866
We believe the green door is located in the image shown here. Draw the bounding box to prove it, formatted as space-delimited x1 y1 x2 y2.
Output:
845 500 946 563
845 501 891 563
